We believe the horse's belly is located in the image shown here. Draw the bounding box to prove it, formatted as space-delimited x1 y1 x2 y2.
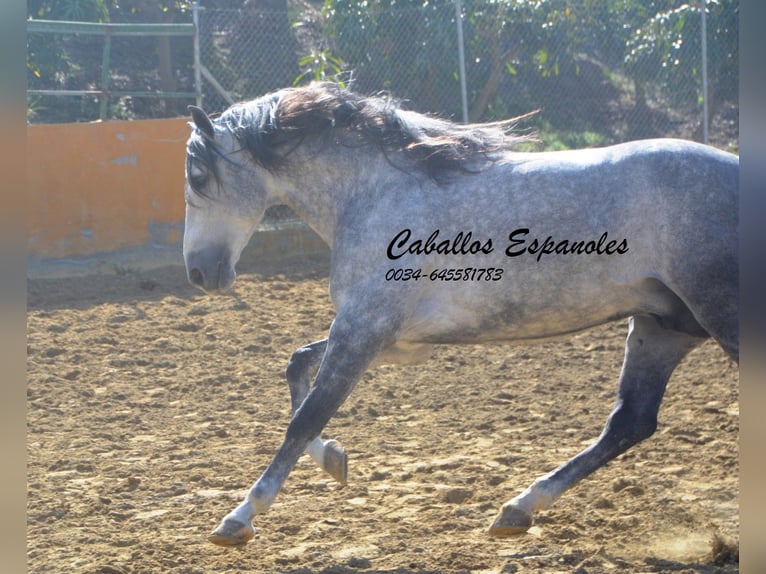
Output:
401 312 627 344
398 283 647 345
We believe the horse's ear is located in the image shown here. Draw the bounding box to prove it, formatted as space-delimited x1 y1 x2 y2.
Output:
188 105 215 139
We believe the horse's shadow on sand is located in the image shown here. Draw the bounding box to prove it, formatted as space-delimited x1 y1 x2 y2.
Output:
278 555 738 574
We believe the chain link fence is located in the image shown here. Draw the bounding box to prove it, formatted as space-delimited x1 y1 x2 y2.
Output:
27 1 739 145
27 0 738 227
194 0 737 225
27 20 197 123
196 1 738 143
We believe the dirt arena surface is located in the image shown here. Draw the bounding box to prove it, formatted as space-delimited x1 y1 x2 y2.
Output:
27 252 739 573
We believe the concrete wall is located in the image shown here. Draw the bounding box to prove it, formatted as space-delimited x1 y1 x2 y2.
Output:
28 118 189 272
27 118 327 278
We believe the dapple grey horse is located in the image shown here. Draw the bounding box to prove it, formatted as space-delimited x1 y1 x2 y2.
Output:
182 82 738 546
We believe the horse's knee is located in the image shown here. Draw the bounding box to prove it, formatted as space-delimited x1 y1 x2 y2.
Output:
605 402 658 450
285 346 314 383
285 353 302 384
286 342 329 412
285 349 312 412
285 341 327 384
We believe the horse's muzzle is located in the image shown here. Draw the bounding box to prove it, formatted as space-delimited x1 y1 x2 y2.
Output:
184 247 236 292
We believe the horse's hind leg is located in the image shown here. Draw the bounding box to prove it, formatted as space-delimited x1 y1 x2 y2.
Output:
286 339 348 484
489 314 704 536
677 273 739 364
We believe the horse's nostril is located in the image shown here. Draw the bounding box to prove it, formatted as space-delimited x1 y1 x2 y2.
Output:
189 268 204 287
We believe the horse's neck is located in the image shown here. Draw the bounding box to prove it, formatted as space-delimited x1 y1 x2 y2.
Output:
281 186 338 247
273 149 400 247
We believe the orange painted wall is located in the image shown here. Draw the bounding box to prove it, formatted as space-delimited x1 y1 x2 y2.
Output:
27 117 190 261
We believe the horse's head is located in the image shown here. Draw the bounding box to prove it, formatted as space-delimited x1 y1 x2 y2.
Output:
183 105 273 293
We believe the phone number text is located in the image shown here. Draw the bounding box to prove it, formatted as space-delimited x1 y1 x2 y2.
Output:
385 267 504 282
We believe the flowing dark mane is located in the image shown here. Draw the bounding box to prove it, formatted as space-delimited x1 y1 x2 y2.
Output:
187 82 534 190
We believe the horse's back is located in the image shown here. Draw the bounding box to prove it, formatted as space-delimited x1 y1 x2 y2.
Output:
330 137 738 355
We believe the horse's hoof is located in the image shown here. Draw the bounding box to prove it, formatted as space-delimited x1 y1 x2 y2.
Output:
488 504 533 537
208 518 255 547
323 439 348 485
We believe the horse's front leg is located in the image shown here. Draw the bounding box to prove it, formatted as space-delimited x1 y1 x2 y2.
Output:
209 315 389 546
285 339 348 484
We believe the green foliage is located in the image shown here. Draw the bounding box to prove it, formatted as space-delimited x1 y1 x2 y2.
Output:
27 0 199 122
621 1 736 105
294 50 346 85
320 0 597 118
29 0 110 22
27 1 109 118
322 0 737 139
534 123 608 151
27 0 738 138
323 0 463 112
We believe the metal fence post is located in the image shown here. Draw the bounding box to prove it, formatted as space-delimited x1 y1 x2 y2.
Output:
700 0 709 144
100 28 112 120
193 1 203 108
454 0 468 124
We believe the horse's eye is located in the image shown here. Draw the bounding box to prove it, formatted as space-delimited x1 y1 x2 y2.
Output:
189 172 208 190
186 155 210 192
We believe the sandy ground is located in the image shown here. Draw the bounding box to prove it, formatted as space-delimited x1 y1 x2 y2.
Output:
27 253 739 573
